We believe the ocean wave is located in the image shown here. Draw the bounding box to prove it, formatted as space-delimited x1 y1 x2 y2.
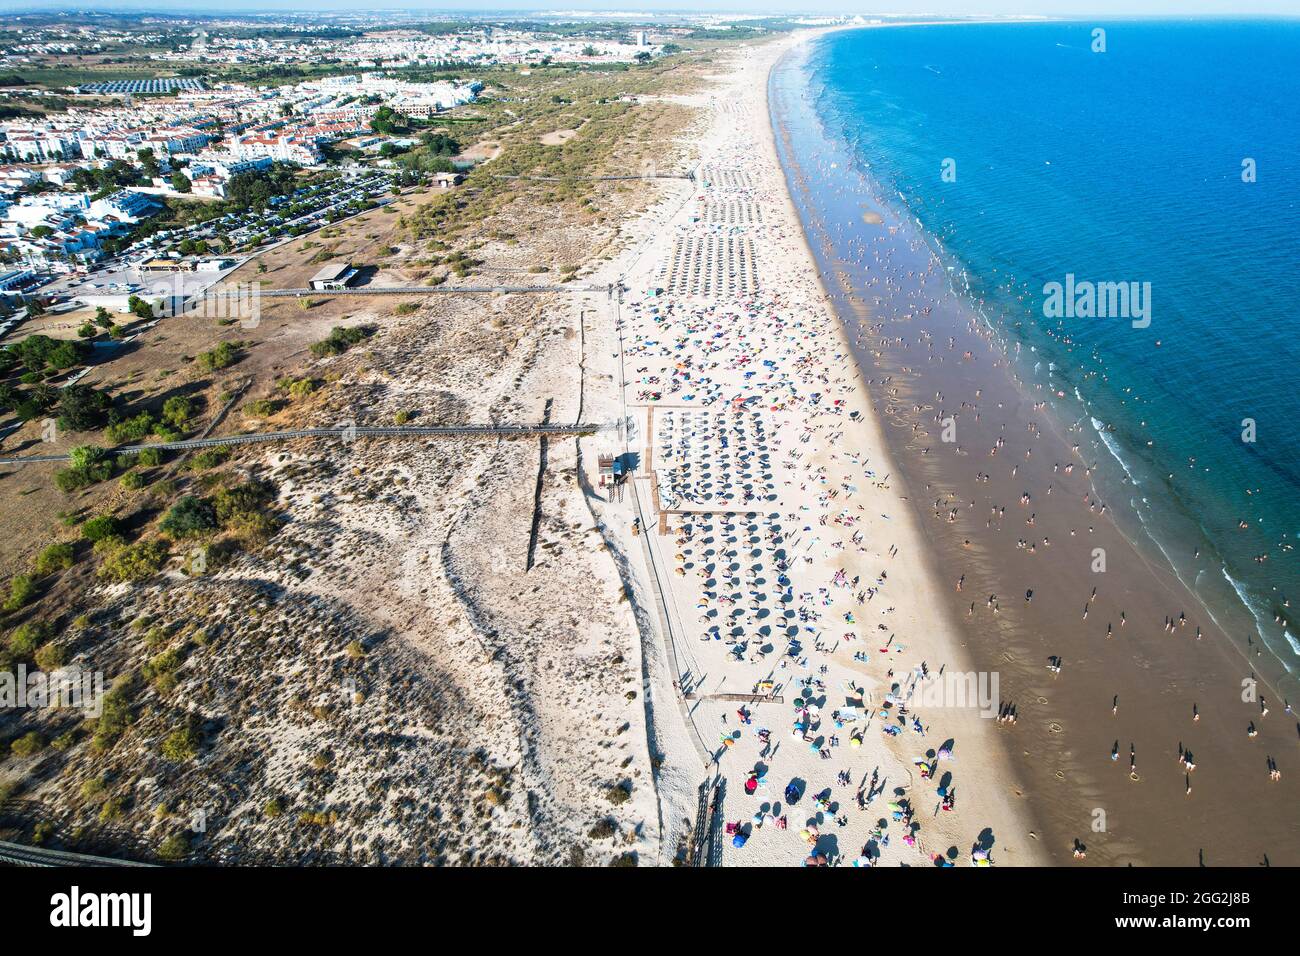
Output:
1090 417 1140 487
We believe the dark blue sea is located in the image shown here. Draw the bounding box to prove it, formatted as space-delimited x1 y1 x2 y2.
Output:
782 19 1300 672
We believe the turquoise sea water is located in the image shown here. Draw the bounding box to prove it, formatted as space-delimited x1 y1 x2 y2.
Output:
792 19 1300 669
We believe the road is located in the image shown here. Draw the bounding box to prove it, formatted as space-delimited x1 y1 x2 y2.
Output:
0 423 606 465
247 283 605 297
0 839 155 868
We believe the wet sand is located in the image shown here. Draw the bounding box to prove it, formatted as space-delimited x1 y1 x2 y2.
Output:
771 30 1300 866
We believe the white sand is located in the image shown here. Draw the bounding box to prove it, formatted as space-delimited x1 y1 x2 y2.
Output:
587 31 1049 867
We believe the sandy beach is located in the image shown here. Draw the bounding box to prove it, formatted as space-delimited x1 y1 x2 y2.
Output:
593 31 1049 866
764 26 1300 866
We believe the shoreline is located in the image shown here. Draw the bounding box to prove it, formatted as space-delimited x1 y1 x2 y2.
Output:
606 29 1049 866
786 21 1299 704
769 25 1300 864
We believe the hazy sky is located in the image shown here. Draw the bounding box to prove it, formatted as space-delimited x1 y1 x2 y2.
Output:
3 1 1299 16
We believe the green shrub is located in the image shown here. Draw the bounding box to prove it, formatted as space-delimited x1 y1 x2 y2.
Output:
98 795 126 823
34 642 66 670
54 445 115 492
9 731 45 758
284 378 317 400
144 647 184 693
241 398 278 418
186 446 231 472
33 542 75 575
106 411 155 444
91 675 138 751
161 722 199 762
196 341 239 371
161 395 195 429
3 574 37 612
158 834 188 862
97 539 169 583
159 496 216 538
7 620 51 656
81 515 121 542
309 324 376 359
135 447 164 468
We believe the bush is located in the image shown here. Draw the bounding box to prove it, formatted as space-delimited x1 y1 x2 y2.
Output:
9 731 45 758
241 398 278 418
145 647 183 693
91 675 137 751
135 447 164 468
186 446 231 471
7 620 51 656
3 574 37 612
161 395 195 429
34 642 66 670
81 514 121 542
197 341 239 371
605 781 632 805
263 797 284 818
161 722 199 762
106 411 156 444
97 539 169 583
158 834 188 862
98 795 127 823
159 496 216 538
120 472 146 491
309 325 376 359
33 543 75 575
213 480 274 525
54 445 115 492
284 378 317 401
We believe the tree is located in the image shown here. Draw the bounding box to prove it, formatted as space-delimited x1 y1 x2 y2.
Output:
126 295 154 320
418 131 461 156
47 341 81 370
170 171 192 193
137 147 160 179
58 383 111 432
